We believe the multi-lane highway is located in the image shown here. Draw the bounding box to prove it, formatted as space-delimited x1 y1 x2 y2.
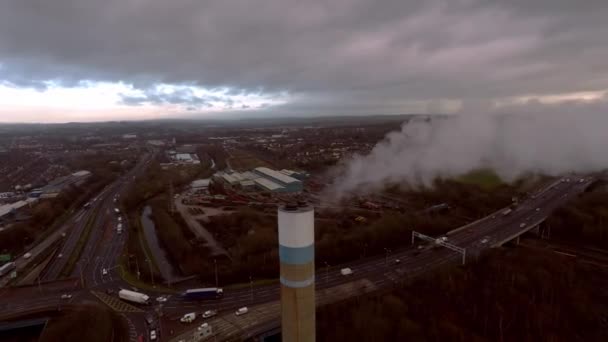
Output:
0 174 594 342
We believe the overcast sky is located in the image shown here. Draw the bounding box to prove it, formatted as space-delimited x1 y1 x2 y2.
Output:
1 0 607 123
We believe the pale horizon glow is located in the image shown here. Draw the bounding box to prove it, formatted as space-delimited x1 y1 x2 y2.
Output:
0 81 289 123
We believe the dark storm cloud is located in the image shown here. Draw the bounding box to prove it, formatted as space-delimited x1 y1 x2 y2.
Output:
1 0 608 112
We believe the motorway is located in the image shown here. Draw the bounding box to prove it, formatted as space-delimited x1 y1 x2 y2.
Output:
0 174 594 342
1 151 155 341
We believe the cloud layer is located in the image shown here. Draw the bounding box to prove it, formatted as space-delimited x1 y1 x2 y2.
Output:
1 0 608 120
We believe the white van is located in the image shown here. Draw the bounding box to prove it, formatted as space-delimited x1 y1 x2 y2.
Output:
180 312 196 323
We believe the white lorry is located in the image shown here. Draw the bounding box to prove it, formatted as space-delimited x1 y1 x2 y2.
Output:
118 289 150 304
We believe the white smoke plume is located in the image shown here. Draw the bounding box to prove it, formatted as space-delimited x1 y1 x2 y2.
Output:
329 108 608 198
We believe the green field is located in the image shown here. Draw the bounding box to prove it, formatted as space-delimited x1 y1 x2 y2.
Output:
457 169 504 190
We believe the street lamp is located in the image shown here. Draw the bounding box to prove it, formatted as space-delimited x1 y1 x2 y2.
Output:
249 275 253 304
145 259 155 288
214 258 218 288
384 248 391 266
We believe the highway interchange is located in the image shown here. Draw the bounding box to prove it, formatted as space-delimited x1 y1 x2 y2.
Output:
0 171 595 341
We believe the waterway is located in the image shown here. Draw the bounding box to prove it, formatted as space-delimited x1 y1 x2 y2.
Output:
140 206 179 282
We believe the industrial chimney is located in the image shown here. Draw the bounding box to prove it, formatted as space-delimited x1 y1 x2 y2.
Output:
278 202 315 342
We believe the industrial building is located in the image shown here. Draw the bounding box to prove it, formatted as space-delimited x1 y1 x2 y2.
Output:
280 169 309 181
33 170 91 198
254 167 303 192
278 203 315 341
190 179 210 191
212 167 305 193
254 177 286 192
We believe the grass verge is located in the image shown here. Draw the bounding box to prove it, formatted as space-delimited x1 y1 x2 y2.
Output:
117 253 176 293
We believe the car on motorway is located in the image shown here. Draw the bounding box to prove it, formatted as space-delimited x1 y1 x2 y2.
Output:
520 223 527 228
394 259 401 264
149 329 157 341
145 314 155 325
102 268 108 276
202 310 217 319
340 268 353 276
118 216 122 222
480 237 489 244
23 252 32 259
57 253 63 258
60 294 72 300
435 236 448 244
235 307 249 316
114 208 120 214
536 208 540 212
156 296 167 303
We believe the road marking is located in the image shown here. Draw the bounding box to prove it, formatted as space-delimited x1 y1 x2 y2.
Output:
91 291 144 313
119 313 139 342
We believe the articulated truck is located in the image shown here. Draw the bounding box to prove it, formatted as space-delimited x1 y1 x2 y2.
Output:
118 289 150 304
182 288 224 300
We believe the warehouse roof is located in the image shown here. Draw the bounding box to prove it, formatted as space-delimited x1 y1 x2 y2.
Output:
254 177 284 191
191 179 210 188
221 173 239 184
72 170 91 177
241 171 261 180
254 167 300 185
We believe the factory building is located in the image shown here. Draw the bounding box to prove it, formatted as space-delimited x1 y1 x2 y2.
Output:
239 180 257 192
212 167 304 193
190 179 210 191
280 169 309 181
254 167 303 192
278 203 315 342
254 177 286 192
35 170 91 198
